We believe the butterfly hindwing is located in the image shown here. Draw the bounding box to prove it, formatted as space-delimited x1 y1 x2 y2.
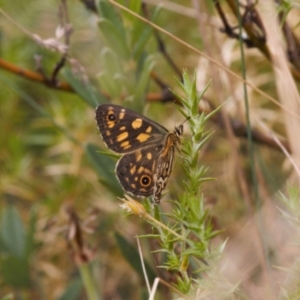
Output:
116 143 164 197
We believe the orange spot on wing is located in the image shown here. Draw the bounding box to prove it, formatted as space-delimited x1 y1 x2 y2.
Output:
119 110 125 119
136 152 142 162
107 121 115 128
132 118 143 129
136 133 150 142
121 141 131 149
137 166 144 173
117 132 129 142
130 166 136 175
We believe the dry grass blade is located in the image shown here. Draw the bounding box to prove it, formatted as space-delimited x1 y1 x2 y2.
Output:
257 1 300 174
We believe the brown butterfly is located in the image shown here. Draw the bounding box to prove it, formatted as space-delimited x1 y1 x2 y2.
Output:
95 104 184 204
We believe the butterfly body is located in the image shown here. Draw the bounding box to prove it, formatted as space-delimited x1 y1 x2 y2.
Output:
95 104 183 204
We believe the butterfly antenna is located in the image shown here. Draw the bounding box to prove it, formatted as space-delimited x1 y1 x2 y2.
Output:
180 116 191 126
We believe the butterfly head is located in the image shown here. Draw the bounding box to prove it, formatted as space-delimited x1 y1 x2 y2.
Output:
174 116 190 137
174 124 183 137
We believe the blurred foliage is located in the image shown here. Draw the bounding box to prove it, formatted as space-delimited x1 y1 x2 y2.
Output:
0 0 300 299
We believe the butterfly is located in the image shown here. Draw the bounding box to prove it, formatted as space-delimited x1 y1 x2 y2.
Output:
95 104 184 204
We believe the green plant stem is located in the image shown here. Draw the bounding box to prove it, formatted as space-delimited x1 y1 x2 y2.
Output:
79 263 100 300
235 0 259 210
235 0 275 295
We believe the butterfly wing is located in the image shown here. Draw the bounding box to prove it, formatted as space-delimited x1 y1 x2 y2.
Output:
115 143 164 197
153 133 179 203
95 104 168 154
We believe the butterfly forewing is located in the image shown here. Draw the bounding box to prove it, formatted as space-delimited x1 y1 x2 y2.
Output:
96 104 168 154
